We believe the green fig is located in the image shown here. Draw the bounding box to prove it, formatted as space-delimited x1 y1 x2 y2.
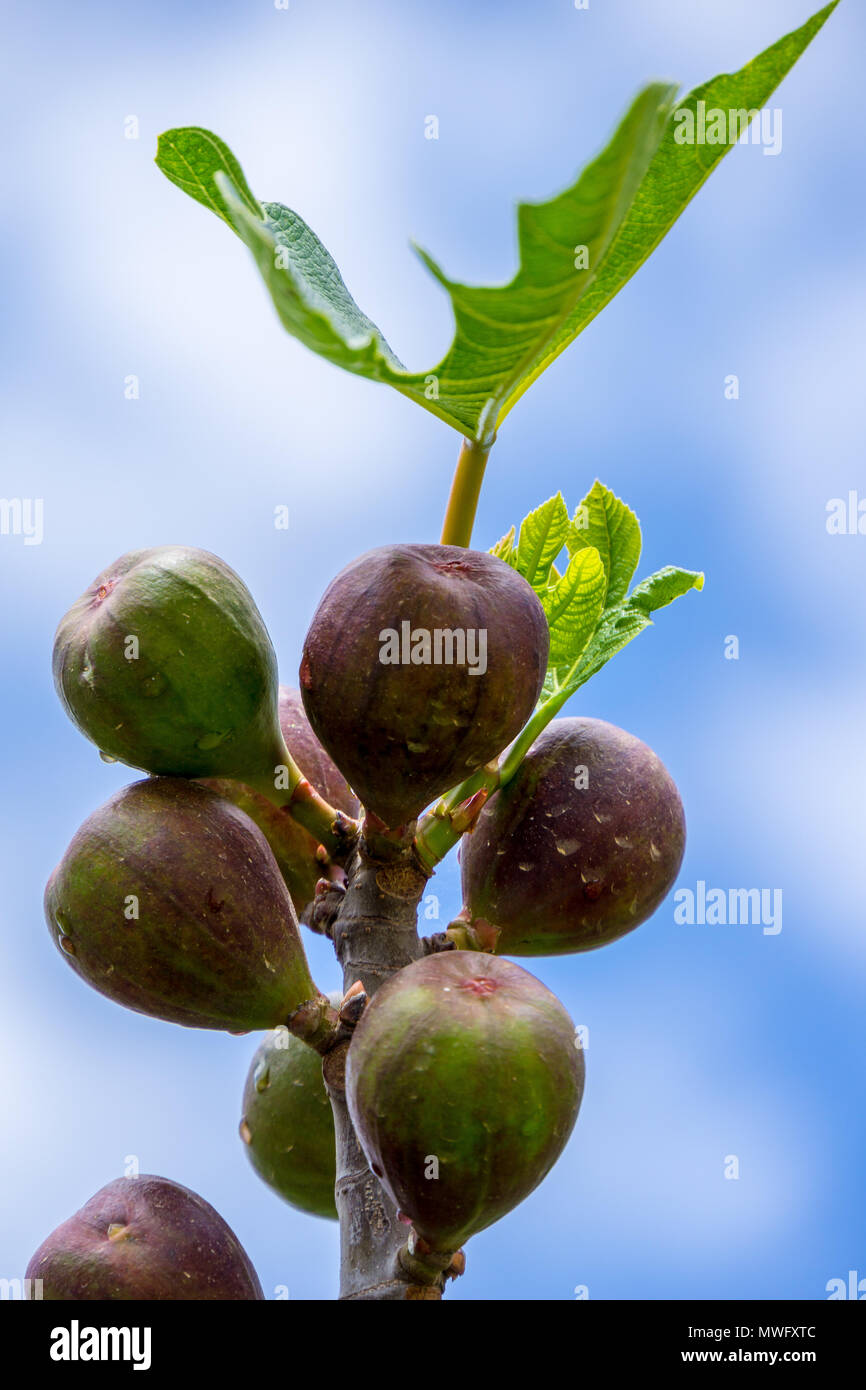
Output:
203 687 359 916
240 1009 339 1220
52 546 284 781
300 544 549 826
26 1175 263 1299
460 717 686 955
346 952 583 1250
44 778 317 1031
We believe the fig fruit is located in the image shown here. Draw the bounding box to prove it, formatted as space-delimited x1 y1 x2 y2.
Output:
240 1012 338 1220
346 952 583 1250
461 716 686 955
300 544 549 826
26 1175 263 1299
203 687 359 916
53 546 284 781
45 778 316 1031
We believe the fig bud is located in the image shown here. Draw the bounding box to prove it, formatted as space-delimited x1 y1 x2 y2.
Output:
240 1014 338 1221
346 952 583 1250
300 544 549 826
202 687 359 915
52 546 284 781
461 717 686 954
26 1175 263 1299
45 778 317 1031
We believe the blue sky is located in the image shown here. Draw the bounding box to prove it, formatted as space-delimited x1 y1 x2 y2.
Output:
1 0 863 1300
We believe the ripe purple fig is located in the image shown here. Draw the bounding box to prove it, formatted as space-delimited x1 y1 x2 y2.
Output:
346 952 583 1250
202 687 359 916
300 544 549 826
52 546 285 781
460 717 686 955
240 1014 338 1221
44 778 317 1031
26 1175 263 1299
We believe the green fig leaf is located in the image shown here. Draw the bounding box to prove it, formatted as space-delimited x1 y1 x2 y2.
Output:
554 565 705 698
544 548 608 675
515 494 572 594
156 5 836 442
156 127 260 227
569 480 641 609
489 525 518 568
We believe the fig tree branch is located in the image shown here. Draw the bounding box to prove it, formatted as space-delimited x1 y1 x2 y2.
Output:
323 828 457 1299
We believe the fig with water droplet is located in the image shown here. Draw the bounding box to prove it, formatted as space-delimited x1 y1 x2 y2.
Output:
26 1175 263 1299
300 544 549 826
53 546 285 781
203 688 359 916
240 1011 338 1220
346 952 583 1250
460 717 686 955
44 778 317 1031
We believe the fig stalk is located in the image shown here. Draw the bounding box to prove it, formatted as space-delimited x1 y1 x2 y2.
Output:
245 744 358 859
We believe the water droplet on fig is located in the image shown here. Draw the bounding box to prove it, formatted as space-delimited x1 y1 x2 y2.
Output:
54 910 70 934
253 1060 270 1094
613 835 633 850
556 839 580 856
59 936 77 955
518 862 533 872
649 841 662 861
239 1119 252 1145
99 751 117 764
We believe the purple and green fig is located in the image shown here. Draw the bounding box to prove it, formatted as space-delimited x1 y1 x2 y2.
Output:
52 545 286 782
203 687 359 917
346 952 583 1251
460 717 686 955
44 778 318 1031
240 1006 339 1221
300 544 549 827
26 1175 263 1300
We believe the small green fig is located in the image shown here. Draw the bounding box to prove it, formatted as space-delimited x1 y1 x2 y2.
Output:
52 546 284 781
26 1175 263 1299
240 1011 338 1220
460 717 686 955
300 544 549 826
203 688 359 916
346 952 583 1251
44 778 317 1031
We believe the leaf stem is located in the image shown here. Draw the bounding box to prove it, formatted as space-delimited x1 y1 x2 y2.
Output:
440 436 492 548
413 688 575 872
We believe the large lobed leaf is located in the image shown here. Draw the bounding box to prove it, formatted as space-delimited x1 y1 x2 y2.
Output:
156 4 837 441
